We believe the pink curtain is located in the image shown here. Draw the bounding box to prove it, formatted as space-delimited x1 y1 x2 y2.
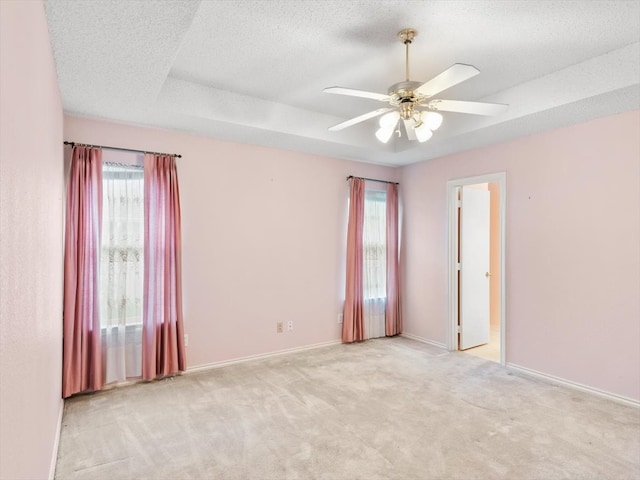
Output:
63 146 103 398
343 177 365 342
142 154 186 380
385 183 402 336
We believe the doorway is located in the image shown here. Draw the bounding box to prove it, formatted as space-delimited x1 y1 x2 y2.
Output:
447 173 506 365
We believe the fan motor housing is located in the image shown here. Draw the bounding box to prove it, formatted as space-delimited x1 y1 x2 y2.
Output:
388 80 424 106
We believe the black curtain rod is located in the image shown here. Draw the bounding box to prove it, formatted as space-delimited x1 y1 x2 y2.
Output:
64 141 181 158
346 175 399 185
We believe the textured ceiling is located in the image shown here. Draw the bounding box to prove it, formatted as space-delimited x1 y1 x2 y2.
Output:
44 0 640 166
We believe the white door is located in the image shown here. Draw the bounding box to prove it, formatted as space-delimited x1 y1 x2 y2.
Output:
459 186 491 350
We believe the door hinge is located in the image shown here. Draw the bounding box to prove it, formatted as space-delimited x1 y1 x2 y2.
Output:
457 200 462 208
456 325 461 334
456 262 461 271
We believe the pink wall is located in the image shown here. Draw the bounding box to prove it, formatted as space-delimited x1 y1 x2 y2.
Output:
63 115 399 368
0 2 65 479
401 110 640 401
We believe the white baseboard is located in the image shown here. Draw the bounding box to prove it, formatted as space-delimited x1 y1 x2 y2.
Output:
400 332 448 351
506 363 639 408
187 339 342 374
49 398 64 480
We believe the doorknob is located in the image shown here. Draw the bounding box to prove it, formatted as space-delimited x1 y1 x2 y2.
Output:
485 272 491 278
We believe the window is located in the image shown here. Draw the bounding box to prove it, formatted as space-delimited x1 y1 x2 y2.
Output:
363 189 387 300
63 147 186 394
343 178 401 343
100 163 144 327
100 161 144 382
363 188 387 338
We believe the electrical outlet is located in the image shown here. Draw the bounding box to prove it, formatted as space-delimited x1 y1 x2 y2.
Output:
277 322 283 333
337 313 343 324
287 320 293 332
184 333 189 347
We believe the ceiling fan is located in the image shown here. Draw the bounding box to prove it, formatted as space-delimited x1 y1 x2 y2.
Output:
323 28 508 144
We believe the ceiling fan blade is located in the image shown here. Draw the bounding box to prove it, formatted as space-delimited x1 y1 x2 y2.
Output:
403 119 417 141
328 108 393 131
415 64 480 98
428 99 509 116
323 87 390 102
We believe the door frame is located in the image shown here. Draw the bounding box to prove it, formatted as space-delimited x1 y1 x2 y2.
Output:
446 172 506 365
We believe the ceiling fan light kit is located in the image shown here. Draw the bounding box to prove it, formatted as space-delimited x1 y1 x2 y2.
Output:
375 111 400 143
375 125 395 144
414 124 433 143
421 111 444 131
323 28 508 145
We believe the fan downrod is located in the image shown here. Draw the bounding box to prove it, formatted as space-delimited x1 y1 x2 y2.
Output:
398 28 417 82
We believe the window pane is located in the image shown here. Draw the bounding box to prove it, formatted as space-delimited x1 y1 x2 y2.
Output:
363 190 386 300
100 163 144 327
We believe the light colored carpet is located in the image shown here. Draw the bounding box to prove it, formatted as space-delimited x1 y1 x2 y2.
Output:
55 337 640 480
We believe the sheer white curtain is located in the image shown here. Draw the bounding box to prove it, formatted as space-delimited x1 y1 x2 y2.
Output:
100 163 144 383
363 188 387 339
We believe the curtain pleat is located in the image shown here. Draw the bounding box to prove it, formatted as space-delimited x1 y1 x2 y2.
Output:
142 154 186 380
385 183 402 336
343 178 365 342
62 146 103 398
